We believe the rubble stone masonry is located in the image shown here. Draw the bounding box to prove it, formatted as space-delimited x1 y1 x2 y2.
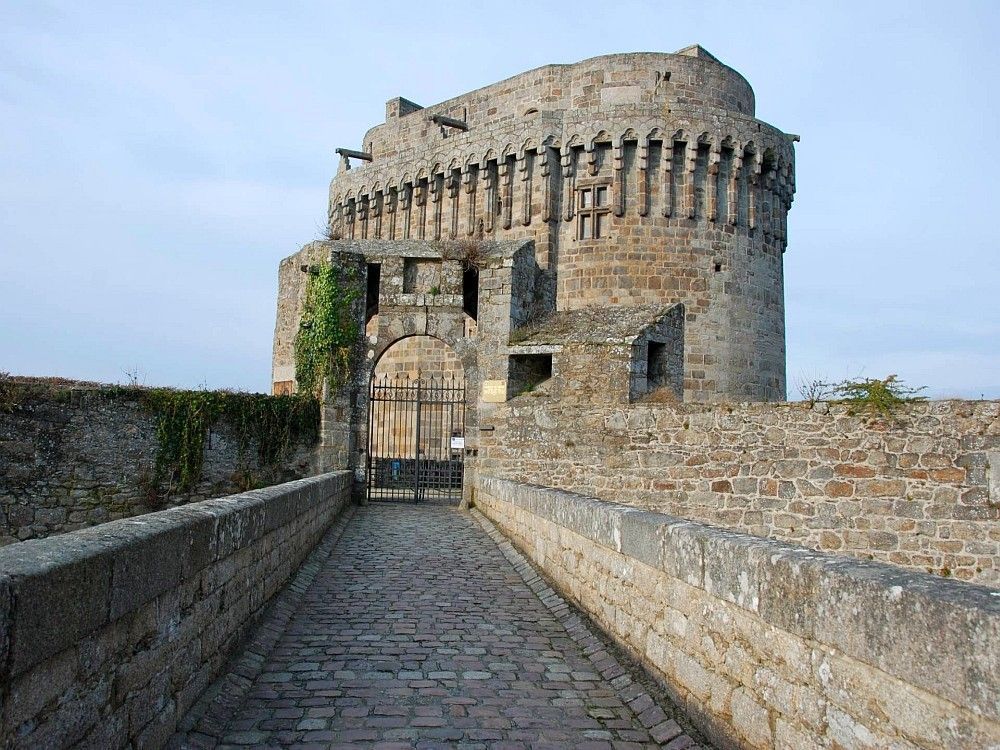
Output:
0 472 352 748
475 478 999 749
477 398 1000 585
0 386 316 544
275 46 796 402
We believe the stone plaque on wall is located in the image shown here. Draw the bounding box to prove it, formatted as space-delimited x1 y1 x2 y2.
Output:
482 380 507 403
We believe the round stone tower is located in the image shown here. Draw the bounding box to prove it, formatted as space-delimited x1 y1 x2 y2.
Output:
321 45 796 401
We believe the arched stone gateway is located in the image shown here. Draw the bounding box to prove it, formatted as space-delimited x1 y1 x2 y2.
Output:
366 335 467 504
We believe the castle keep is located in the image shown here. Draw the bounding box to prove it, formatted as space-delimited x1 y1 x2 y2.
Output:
272 46 797 409
1 46 997 750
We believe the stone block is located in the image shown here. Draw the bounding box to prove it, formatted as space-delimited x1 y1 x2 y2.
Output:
103 514 195 620
812 557 1000 721
751 543 825 638
701 529 767 614
0 534 118 676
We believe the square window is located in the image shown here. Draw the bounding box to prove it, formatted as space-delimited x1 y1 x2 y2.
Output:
595 186 608 206
580 215 592 239
580 189 593 208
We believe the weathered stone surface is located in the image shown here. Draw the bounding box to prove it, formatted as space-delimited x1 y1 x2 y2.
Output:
0 384 317 545
479 398 1000 585
181 503 703 748
0 472 352 749
274 48 796 412
477 476 1000 749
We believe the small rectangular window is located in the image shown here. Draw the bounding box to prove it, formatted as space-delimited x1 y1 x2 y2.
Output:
576 184 611 240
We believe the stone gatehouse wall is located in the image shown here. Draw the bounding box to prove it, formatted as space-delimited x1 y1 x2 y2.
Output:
373 334 465 381
476 398 1000 585
476 477 1000 750
0 383 316 545
0 471 352 749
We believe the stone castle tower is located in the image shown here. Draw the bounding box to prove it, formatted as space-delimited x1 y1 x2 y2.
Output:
272 46 798 467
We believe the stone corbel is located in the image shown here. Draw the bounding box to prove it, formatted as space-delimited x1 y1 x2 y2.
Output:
707 146 720 222
482 164 495 233
344 199 356 240
518 151 532 226
499 159 513 230
638 141 649 217
540 147 553 223
386 188 397 240
685 142 698 219
562 147 575 221
612 143 625 217
463 165 477 236
748 157 761 230
662 142 673 218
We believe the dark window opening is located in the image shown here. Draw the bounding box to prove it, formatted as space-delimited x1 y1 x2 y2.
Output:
366 263 381 322
647 342 668 390
714 262 722 273
509 353 553 396
462 267 479 321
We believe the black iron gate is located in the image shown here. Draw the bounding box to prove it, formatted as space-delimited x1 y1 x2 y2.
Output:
366 374 466 504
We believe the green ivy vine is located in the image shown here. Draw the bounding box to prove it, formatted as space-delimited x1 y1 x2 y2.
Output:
294 261 360 398
141 389 319 495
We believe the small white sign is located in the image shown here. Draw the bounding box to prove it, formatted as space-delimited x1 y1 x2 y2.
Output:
450 436 465 450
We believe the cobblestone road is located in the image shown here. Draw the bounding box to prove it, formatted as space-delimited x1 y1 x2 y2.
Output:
185 505 700 749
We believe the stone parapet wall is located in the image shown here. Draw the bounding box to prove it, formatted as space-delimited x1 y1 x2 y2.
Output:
476 477 1000 749
0 471 352 749
477 398 1000 585
0 388 316 545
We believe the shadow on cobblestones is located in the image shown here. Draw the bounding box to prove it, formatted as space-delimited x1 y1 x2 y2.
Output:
176 504 708 749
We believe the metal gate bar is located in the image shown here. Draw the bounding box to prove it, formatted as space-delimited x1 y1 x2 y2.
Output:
366 373 465 504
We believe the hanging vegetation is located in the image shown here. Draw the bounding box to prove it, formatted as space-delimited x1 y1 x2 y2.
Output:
294 262 360 398
141 389 319 495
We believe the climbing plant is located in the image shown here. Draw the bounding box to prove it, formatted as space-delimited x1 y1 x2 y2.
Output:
141 389 319 495
294 262 361 398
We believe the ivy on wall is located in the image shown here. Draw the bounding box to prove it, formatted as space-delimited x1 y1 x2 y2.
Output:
294 261 360 398
0 375 320 499
141 389 319 495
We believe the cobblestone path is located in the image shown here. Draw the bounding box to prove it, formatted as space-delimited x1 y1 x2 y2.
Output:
186 505 700 749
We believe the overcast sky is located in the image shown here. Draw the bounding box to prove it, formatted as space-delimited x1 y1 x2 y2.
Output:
2 1 997 398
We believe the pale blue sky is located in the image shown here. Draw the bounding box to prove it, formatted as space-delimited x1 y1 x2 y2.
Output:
2 1 997 397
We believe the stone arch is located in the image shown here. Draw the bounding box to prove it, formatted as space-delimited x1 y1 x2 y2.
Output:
364 332 473 505
372 334 465 382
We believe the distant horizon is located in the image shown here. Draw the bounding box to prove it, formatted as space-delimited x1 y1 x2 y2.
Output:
2 1 997 399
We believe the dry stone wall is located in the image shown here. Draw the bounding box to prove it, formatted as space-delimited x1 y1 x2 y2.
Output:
476 398 1000 585
0 472 352 749
0 386 316 545
476 477 1000 750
